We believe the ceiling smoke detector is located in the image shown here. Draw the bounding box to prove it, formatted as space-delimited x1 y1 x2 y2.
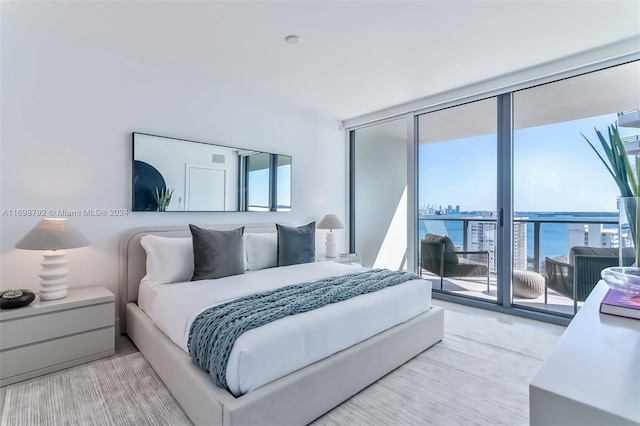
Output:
284 35 302 45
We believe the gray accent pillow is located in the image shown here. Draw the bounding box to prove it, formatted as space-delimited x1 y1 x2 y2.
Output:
189 225 245 280
277 222 315 266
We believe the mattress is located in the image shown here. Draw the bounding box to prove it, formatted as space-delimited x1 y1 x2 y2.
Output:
141 262 432 396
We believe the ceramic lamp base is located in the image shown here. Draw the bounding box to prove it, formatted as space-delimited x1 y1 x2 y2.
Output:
325 231 337 258
38 250 69 301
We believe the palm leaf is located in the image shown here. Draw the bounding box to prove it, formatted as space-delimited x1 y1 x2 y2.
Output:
585 124 635 198
636 155 640 196
582 132 616 180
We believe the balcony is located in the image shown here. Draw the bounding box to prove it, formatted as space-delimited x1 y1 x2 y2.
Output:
419 215 619 316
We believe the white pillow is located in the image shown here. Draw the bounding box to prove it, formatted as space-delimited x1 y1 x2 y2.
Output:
140 235 193 286
245 233 278 271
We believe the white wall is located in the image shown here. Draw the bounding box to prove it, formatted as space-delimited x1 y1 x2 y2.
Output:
354 119 407 269
0 21 347 310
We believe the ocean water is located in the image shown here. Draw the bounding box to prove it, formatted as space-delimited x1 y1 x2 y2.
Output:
418 212 618 263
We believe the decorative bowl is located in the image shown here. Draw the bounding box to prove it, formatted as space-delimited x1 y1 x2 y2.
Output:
0 289 36 309
601 267 640 296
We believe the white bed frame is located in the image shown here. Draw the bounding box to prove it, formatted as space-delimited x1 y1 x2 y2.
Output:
119 224 445 426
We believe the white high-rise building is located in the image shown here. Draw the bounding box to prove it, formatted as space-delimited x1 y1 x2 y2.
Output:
567 223 619 252
513 222 528 270
466 220 527 273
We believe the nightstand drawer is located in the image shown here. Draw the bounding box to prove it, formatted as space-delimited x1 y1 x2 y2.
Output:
0 326 114 382
0 302 114 350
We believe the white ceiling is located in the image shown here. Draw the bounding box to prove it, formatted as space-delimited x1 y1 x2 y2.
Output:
4 1 640 121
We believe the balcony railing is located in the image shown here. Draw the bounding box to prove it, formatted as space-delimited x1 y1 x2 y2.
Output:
418 215 619 315
419 215 617 271
515 217 618 274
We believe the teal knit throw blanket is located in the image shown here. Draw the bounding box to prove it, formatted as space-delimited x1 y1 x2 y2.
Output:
188 268 420 390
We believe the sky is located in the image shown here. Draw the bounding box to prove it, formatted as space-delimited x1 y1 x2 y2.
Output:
418 113 638 213
248 165 291 208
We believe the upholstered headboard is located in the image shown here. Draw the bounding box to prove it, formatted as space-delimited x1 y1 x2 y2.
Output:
118 223 277 333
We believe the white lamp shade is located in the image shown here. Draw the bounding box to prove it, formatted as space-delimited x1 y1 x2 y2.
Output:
15 218 89 250
317 214 345 231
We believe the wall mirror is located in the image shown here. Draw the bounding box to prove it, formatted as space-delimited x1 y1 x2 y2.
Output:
132 133 292 212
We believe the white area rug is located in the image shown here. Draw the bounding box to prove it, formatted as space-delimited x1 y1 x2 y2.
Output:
1 353 190 426
312 310 561 425
1 310 560 426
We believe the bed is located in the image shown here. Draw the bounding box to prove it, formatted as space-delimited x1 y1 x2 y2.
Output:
119 223 444 426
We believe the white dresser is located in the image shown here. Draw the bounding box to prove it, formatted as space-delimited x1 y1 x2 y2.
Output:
0 286 115 386
530 281 640 426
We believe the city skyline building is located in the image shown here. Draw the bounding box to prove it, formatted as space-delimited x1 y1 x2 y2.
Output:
466 221 527 273
568 223 619 250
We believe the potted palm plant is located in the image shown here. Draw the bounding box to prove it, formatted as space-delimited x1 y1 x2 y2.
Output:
153 187 175 212
583 124 639 266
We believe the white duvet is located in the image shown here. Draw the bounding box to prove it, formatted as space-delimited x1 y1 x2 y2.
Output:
143 262 432 396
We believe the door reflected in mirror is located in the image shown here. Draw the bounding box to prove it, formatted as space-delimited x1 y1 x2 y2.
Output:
132 133 291 212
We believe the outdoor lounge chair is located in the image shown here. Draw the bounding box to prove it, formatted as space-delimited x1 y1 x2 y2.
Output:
420 233 490 291
544 246 634 314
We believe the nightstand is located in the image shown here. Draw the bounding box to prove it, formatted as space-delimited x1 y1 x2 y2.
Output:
316 254 361 266
0 286 115 386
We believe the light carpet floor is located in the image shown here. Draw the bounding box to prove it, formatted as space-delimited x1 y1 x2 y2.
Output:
1 310 561 426
1 353 190 426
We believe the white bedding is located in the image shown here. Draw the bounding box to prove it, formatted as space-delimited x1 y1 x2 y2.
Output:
142 262 432 396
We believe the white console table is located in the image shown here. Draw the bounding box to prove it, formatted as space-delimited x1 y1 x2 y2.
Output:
530 281 640 426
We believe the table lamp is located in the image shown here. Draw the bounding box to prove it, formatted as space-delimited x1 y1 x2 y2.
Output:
317 214 345 258
15 218 89 301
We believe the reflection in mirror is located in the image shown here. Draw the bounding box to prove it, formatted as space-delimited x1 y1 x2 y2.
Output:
277 155 292 212
132 133 291 212
244 152 271 211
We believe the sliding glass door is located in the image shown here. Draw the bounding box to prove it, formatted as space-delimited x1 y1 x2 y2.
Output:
512 61 640 315
417 98 498 302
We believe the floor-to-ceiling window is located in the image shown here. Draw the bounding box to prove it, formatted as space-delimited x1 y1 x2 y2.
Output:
417 98 499 302
241 152 291 212
352 118 408 270
277 155 292 211
512 61 640 316
349 60 639 322
243 152 271 211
